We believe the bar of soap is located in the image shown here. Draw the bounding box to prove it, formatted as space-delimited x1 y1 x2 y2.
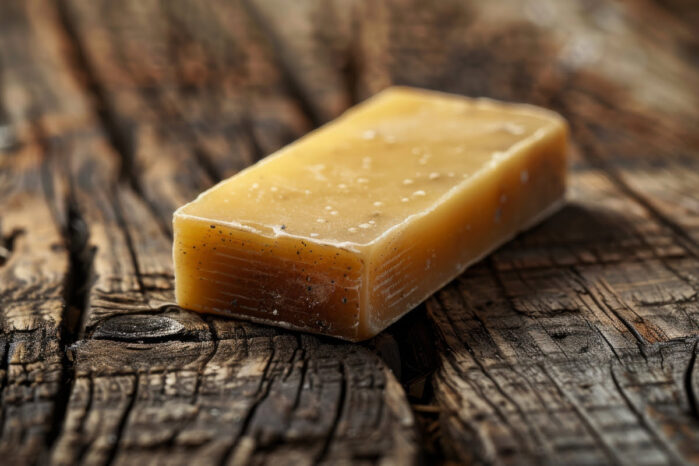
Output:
174 87 568 341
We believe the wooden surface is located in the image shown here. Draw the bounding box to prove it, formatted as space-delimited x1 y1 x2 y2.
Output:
0 0 697 464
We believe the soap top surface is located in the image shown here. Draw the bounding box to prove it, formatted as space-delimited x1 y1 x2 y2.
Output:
176 87 565 246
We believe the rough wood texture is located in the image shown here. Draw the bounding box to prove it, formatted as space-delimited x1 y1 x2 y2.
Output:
0 0 697 464
0 1 415 465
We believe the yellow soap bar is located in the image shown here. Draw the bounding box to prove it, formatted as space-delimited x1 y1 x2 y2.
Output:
174 87 567 341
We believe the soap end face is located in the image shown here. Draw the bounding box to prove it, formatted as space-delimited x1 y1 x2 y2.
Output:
364 113 568 336
173 214 366 341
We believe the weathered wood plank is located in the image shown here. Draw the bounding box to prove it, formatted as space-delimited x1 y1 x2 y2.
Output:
2 0 698 464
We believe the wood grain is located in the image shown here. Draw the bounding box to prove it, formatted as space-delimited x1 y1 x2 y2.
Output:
0 0 697 464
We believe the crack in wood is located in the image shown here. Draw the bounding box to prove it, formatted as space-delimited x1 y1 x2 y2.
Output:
432 292 532 452
111 190 148 297
609 362 687 465
104 375 139 466
541 363 626 465
313 359 346 465
28 118 96 460
219 342 277 466
685 341 699 420
241 0 326 128
54 0 174 241
0 228 22 268
242 112 268 163
54 1 133 186
192 317 219 402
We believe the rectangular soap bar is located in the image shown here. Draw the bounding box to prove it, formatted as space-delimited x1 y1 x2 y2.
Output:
174 87 567 341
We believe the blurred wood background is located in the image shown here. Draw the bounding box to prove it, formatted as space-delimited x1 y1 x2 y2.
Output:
0 0 698 464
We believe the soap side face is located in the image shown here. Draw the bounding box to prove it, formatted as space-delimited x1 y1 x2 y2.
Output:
173 216 366 340
364 122 568 336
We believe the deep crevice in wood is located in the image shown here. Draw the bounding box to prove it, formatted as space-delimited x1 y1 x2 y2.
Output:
241 0 325 128
191 145 223 183
685 341 699 420
609 362 687 464
43 200 93 461
219 343 277 466
44 203 92 453
105 375 139 466
112 190 147 297
242 113 268 163
541 364 625 464
0 337 10 436
313 360 346 465
54 0 133 187
192 317 219 401
30 118 95 460
72 374 95 465
54 0 173 240
341 10 361 107
0 228 22 268
373 306 444 462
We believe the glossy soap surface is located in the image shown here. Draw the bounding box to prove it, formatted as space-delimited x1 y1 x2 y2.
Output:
174 87 568 340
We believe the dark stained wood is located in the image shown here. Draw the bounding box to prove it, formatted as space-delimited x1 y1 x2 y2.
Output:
0 0 697 464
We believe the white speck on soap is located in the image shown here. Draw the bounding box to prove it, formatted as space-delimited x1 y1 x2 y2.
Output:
362 129 377 140
413 190 426 197
359 223 372 229
373 201 384 207
429 172 440 180
403 178 414 185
